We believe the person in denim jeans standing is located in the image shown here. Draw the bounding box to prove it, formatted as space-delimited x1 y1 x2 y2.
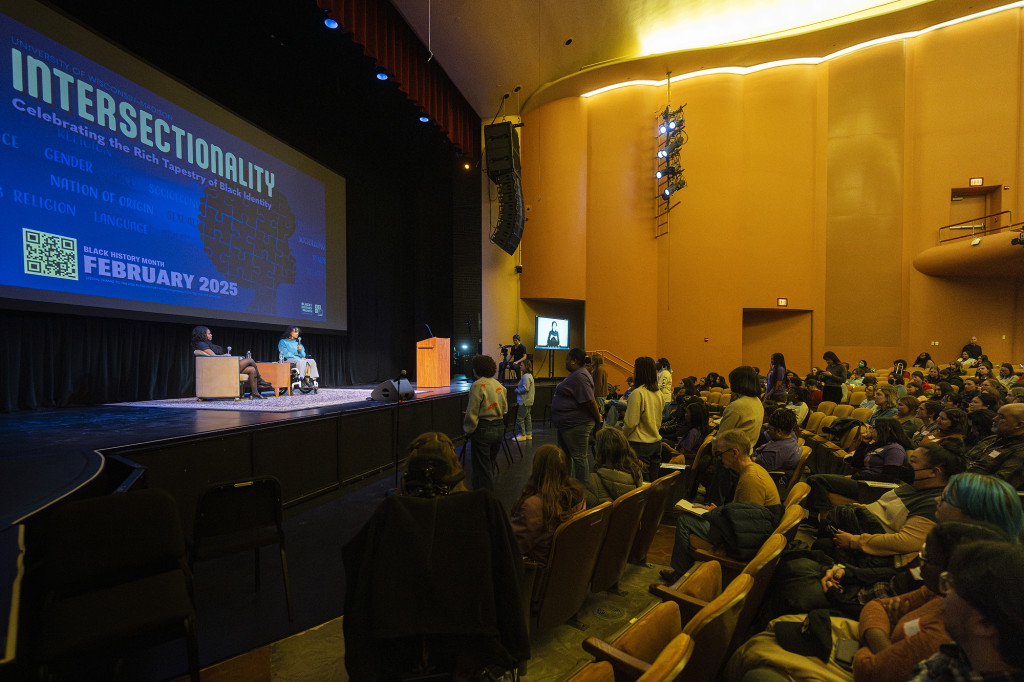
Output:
464 354 508 491
551 348 603 482
515 359 535 441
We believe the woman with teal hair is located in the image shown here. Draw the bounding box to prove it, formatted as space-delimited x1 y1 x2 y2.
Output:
936 472 1024 540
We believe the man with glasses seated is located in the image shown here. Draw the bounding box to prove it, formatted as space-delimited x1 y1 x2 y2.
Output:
964 403 1024 489
660 428 780 583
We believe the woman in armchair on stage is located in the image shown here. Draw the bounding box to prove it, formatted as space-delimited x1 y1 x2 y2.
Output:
279 326 320 388
191 325 270 399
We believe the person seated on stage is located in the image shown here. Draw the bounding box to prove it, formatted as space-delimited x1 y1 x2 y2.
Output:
498 334 527 382
965 403 1024 489
278 326 319 387
510 444 586 565
191 325 269 399
813 441 966 569
585 428 644 506
402 432 468 496
752 407 801 474
660 428 780 583
908 540 1024 681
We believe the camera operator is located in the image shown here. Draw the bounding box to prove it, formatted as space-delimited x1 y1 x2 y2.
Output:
498 334 527 383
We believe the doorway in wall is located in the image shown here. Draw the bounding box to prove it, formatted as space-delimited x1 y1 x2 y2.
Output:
741 309 813 376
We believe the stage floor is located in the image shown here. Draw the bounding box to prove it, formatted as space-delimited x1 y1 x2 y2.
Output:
0 380 473 460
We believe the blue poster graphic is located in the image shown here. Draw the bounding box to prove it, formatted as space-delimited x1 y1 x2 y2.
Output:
0 12 328 321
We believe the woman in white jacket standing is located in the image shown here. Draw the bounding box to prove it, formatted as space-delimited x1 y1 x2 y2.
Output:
624 356 665 481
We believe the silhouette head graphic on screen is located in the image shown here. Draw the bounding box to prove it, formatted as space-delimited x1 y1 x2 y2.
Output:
198 185 296 313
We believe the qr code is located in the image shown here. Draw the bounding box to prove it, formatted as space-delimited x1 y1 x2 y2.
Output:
23 228 78 280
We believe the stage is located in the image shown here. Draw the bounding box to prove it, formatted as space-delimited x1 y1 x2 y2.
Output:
0 380 482 534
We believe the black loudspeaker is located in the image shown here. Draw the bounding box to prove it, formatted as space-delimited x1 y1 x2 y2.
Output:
484 121 521 181
370 378 414 402
490 174 525 256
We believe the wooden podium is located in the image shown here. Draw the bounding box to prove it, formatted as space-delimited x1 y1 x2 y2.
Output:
416 337 450 388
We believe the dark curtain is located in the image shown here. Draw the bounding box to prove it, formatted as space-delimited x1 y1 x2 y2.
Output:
0 309 349 412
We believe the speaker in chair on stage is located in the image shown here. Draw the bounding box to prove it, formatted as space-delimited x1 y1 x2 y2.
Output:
371 378 414 402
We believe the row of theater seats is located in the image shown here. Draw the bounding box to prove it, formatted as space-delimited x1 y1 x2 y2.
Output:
524 470 683 634
567 484 812 681
27 480 292 680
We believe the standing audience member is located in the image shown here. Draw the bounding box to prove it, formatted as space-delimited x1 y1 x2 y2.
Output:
960 336 983 359
623 356 665 481
821 351 848 403
656 358 673 418
514 359 535 441
765 353 789 403
463 354 508 491
585 428 644 506
510 445 586 564
909 540 1024 681
720 366 766 447
550 348 603 482
591 353 609 412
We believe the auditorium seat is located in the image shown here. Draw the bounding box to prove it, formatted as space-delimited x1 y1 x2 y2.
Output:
591 485 650 593
629 470 681 564
815 400 836 416
832 404 854 418
526 502 611 633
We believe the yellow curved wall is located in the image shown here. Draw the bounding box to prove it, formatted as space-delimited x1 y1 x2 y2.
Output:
505 7 1024 375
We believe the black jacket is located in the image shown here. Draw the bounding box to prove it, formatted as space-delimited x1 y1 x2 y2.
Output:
705 502 784 560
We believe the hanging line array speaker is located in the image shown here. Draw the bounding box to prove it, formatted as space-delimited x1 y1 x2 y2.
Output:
484 121 525 255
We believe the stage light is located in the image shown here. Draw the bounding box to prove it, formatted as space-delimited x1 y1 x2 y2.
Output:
324 17 338 29
463 163 471 170
659 124 668 134
461 344 469 350
655 165 677 179
419 115 430 122
376 72 388 81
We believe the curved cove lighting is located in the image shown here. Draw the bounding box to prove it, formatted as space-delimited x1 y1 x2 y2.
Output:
585 2 1024 99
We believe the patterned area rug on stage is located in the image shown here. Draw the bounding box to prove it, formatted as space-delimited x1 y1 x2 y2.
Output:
110 388 375 412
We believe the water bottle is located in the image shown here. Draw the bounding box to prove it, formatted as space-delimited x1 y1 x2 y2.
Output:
226 346 232 355
279 352 284 363
246 350 252 359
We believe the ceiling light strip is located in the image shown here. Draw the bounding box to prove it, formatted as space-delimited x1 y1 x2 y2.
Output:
582 1 1024 98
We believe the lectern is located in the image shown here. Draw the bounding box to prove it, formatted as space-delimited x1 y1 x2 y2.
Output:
416 337 450 388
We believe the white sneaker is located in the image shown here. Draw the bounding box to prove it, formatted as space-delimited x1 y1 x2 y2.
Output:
515 435 528 442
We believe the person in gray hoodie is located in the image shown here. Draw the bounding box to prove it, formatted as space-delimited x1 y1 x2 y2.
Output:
586 427 644 506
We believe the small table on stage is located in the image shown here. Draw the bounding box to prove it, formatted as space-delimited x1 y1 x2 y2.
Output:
257 362 292 396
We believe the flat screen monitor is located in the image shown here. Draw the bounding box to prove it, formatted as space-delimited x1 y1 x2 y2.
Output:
535 316 569 350
0 0 347 331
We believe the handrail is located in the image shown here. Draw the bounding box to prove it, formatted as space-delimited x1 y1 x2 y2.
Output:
588 349 633 375
937 210 1012 244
